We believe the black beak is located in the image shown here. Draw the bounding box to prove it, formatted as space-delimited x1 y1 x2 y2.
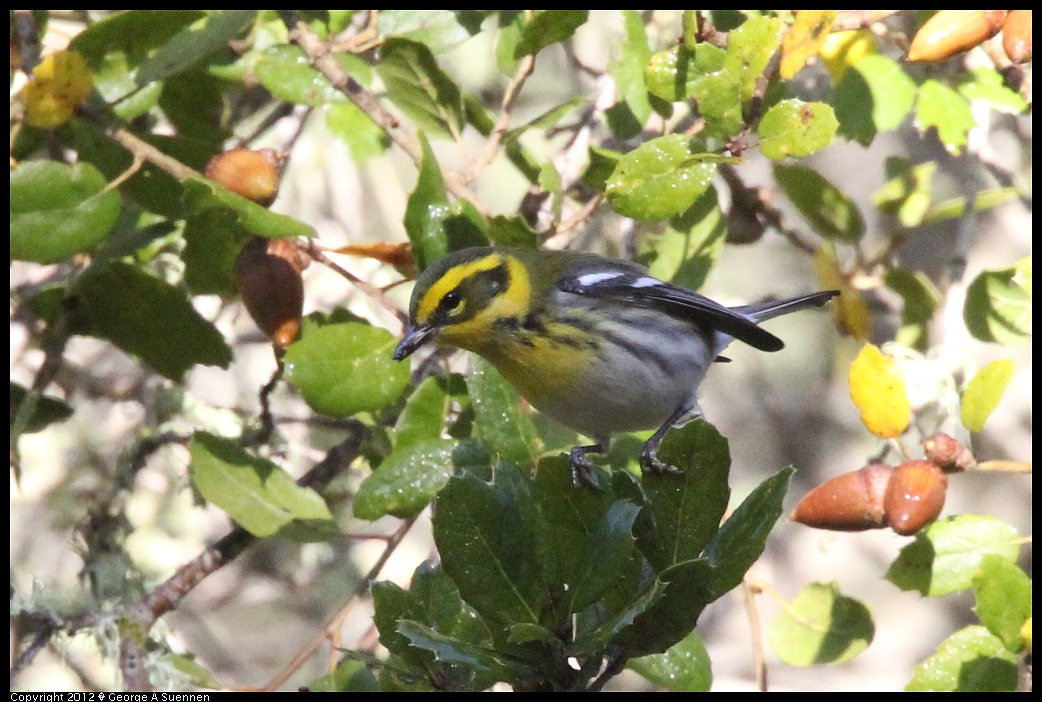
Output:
392 323 439 361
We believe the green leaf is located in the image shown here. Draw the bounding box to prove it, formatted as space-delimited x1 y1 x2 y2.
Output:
774 163 865 242
465 357 539 469
906 626 1018 692
565 500 641 614
402 135 488 270
964 262 1032 345
768 582 874 665
884 267 940 351
833 55 916 145
135 10 256 85
887 515 1022 597
432 471 546 626
377 10 484 54
690 15 782 138
326 102 391 163
921 187 1019 225
254 45 371 107
530 455 621 603
705 467 794 599
182 209 251 296
915 79 976 155
398 620 533 685
645 43 726 105
513 10 588 58
872 157 936 228
403 133 450 271
628 630 712 692
617 558 715 657
182 176 315 239
282 316 411 417
76 262 232 380
394 377 453 450
10 161 122 264
606 10 653 137
71 11 203 66
973 554 1032 653
957 68 1028 115
638 187 726 293
758 99 838 160
188 432 336 540
606 135 734 221
378 37 464 139
961 359 1015 433
637 420 731 570
354 438 459 520
10 383 74 434
309 659 379 692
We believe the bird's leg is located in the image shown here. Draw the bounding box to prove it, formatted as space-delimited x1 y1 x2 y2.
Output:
569 438 610 489
640 405 694 475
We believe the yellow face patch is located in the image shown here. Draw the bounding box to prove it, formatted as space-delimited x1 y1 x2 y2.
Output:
416 253 532 335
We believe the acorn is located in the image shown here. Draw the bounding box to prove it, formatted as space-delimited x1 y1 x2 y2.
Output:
791 464 893 532
884 460 948 536
921 432 976 473
205 148 283 207
907 11 1008 63
1002 10 1032 64
234 236 306 350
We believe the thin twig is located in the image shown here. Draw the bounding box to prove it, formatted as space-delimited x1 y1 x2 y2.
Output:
831 10 903 33
307 243 409 325
742 578 768 692
261 515 419 691
468 53 538 181
280 14 489 215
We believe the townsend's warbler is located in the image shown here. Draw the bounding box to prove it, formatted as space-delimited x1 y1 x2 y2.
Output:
393 247 838 486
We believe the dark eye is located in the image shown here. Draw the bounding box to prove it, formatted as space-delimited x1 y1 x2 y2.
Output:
442 290 462 311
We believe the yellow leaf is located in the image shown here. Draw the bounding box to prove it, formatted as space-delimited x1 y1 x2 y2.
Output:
21 50 94 128
815 247 869 340
781 10 837 80
819 30 878 84
849 344 911 439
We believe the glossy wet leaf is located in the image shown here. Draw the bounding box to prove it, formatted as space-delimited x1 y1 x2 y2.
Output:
354 438 459 520
628 630 712 692
758 99 838 160
606 135 734 221
282 317 410 417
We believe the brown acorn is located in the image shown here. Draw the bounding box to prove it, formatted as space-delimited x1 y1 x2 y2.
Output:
908 11 1008 63
791 464 893 532
205 148 283 206
234 236 306 350
884 460 948 536
922 432 976 473
1002 10 1032 64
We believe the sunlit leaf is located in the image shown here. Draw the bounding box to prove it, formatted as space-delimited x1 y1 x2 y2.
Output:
849 343 911 439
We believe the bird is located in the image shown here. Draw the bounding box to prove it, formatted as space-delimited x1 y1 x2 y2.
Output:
392 246 839 487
